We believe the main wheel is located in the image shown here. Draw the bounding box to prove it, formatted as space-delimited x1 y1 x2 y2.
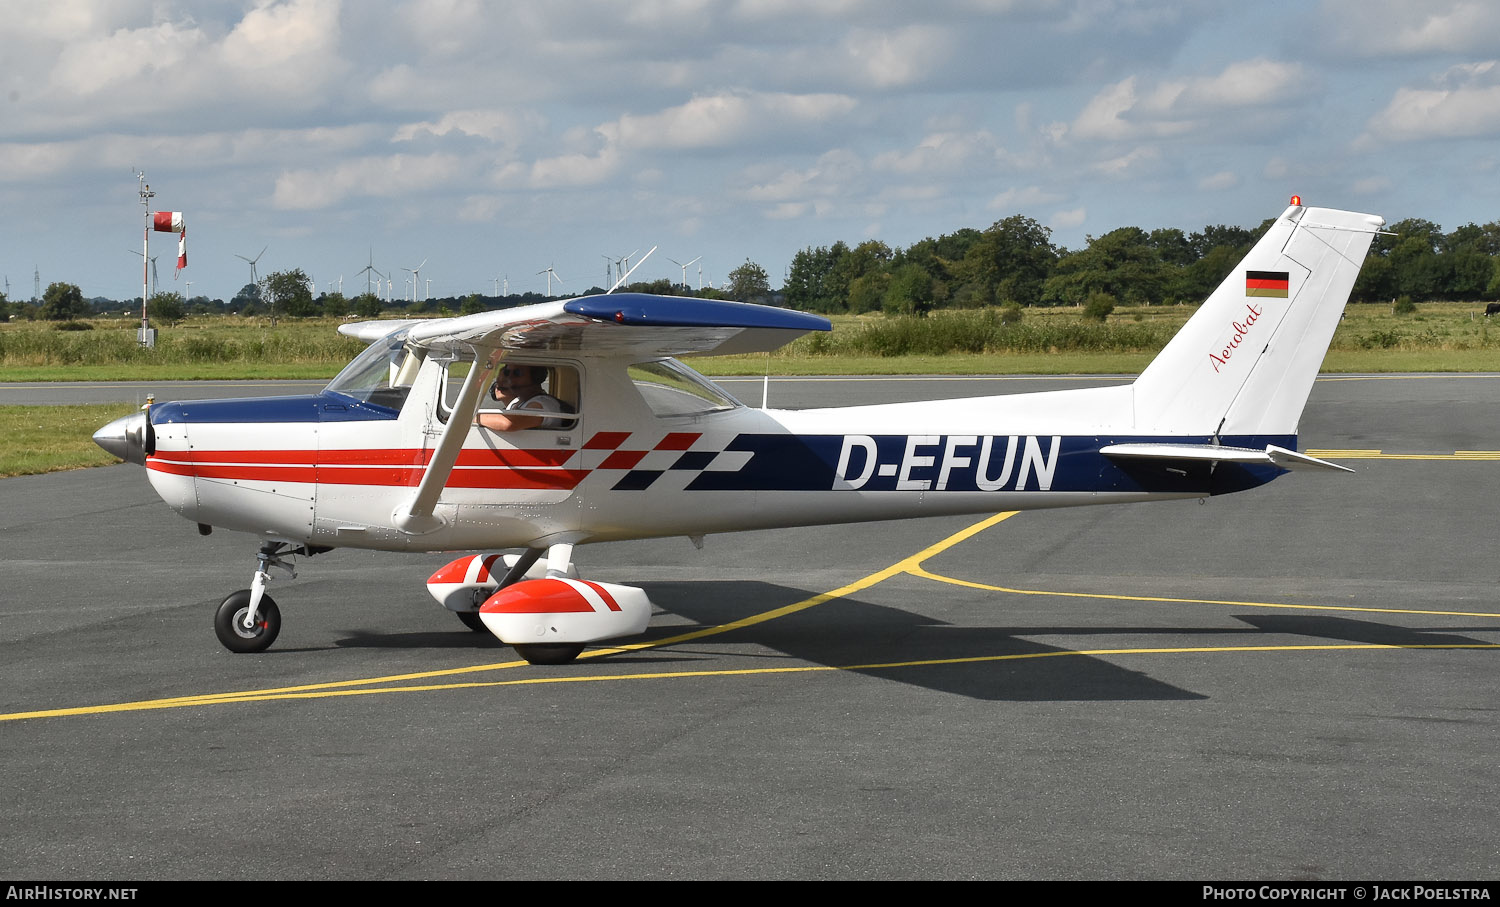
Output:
214 590 282 653
512 643 584 665
455 610 487 632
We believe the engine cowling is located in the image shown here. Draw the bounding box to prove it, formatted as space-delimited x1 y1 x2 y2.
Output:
479 578 652 646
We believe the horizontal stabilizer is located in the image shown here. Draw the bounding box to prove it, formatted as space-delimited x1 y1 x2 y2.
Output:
1100 443 1353 473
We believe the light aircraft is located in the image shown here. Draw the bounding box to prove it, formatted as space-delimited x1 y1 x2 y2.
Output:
94 199 1384 664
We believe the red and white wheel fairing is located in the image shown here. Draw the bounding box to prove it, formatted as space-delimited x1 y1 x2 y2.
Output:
425 553 576 612
479 578 652 646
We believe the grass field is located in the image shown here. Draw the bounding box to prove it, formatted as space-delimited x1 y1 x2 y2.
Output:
3 301 1499 381
1 403 141 477
3 301 1497 478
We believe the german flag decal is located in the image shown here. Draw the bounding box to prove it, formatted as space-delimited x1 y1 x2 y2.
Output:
1245 270 1289 298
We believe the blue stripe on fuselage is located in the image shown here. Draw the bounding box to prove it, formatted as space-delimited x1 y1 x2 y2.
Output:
685 433 1295 496
149 393 401 425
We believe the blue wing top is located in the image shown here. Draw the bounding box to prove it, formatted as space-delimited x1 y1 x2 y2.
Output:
343 293 831 359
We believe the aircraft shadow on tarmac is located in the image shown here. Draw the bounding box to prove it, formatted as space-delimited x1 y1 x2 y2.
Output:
1232 614 1495 648
323 584 1496 704
620 581 1213 703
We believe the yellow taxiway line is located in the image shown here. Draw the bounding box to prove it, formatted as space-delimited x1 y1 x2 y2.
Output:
5 509 1497 722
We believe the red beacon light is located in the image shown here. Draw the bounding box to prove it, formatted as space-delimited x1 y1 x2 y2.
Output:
1290 195 1302 207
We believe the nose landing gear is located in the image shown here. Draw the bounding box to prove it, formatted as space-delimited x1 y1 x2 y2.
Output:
212 541 327 653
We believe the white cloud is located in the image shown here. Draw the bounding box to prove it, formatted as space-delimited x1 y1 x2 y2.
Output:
6 1 1498 303
1066 59 1309 142
839 25 954 89
1363 61 1500 141
1351 176 1392 195
1161 59 1308 114
218 0 346 94
392 109 546 146
456 194 505 222
272 152 465 209
1091 145 1161 178
988 185 1064 210
1198 171 1239 191
1322 0 1500 56
519 147 623 190
871 131 999 175
603 92 858 151
49 21 203 96
741 149 864 203
1049 207 1086 230
0 139 93 179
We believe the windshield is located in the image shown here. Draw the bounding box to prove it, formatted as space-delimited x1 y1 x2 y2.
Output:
628 359 741 417
325 330 421 411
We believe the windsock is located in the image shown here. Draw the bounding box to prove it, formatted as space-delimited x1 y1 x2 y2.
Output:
153 212 187 274
152 212 184 233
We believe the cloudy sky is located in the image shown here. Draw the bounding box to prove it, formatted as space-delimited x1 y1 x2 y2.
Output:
4 0 1500 305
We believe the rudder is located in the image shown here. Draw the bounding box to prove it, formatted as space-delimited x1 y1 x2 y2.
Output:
1130 202 1384 438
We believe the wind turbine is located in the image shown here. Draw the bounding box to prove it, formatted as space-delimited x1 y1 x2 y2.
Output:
537 264 564 296
603 249 637 289
127 250 160 297
357 248 380 296
403 258 428 302
609 246 656 293
667 255 701 291
236 245 268 288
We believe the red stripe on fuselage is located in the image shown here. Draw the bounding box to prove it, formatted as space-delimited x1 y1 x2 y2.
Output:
154 447 578 469
147 446 588 489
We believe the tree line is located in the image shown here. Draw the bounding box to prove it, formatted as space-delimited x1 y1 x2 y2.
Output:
1 260 777 325
5 215 1498 325
782 215 1500 317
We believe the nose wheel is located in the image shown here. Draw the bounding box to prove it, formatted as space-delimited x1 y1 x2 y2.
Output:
214 590 282 653
212 541 323 653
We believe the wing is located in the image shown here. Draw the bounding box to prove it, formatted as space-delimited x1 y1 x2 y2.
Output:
339 293 830 358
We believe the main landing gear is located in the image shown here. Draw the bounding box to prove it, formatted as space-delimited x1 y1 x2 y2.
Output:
442 546 588 663
213 541 327 654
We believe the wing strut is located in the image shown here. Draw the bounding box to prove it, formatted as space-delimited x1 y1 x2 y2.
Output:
393 353 497 534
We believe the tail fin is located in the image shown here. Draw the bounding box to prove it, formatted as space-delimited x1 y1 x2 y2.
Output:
1131 202 1384 438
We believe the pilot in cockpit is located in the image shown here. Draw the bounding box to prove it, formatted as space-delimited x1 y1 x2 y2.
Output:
474 361 565 431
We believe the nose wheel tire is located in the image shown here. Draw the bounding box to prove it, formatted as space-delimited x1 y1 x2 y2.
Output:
512 643 585 665
214 590 282 653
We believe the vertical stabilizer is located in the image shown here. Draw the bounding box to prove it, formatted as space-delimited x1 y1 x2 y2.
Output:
1131 203 1383 438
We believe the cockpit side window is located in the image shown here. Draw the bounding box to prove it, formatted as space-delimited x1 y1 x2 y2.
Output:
628 359 741 417
441 355 580 430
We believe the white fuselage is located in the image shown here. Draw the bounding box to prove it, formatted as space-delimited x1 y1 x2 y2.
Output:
143 354 1280 554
